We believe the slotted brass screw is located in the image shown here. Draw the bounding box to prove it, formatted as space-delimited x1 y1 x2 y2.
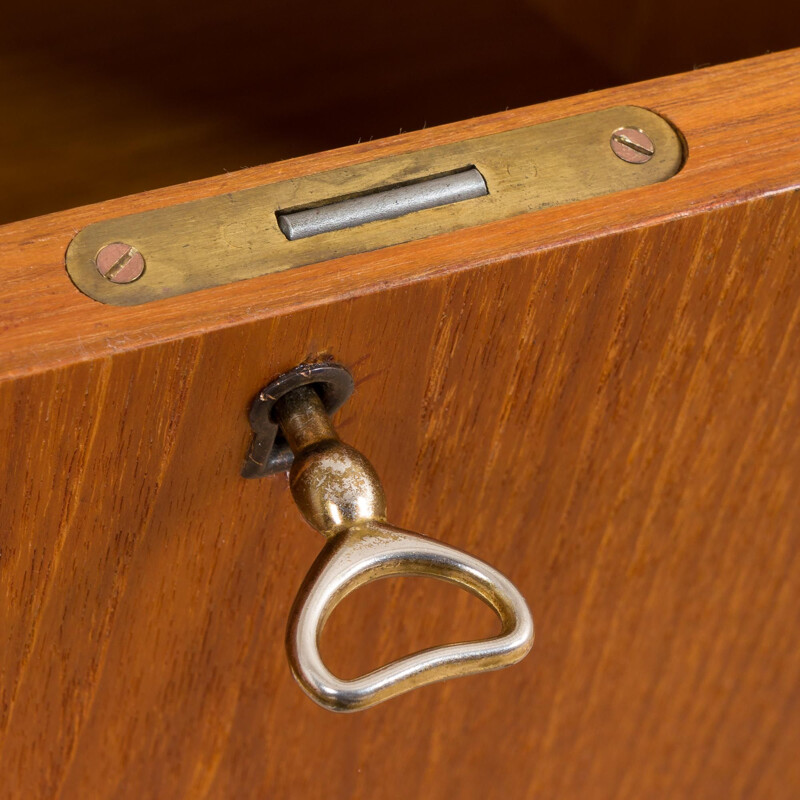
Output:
610 128 655 164
95 242 146 284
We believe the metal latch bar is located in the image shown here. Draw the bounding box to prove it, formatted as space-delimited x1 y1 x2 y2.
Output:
276 167 488 240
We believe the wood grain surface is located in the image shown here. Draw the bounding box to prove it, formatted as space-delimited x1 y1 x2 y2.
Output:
1 51 800 799
2 51 800 378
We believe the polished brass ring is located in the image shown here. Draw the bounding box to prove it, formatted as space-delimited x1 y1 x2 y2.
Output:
253 364 534 712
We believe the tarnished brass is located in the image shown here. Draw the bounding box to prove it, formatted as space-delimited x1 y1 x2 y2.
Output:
66 106 683 305
273 385 387 536
269 374 533 712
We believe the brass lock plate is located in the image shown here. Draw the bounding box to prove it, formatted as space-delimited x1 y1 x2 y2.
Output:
65 106 684 306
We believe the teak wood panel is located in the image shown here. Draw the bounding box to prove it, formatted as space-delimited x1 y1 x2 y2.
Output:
1 50 800 378
1 51 800 799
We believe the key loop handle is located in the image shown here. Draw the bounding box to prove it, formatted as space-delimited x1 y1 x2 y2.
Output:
250 363 534 712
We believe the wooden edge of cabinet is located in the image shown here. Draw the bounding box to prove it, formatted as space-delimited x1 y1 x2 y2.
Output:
0 48 799 380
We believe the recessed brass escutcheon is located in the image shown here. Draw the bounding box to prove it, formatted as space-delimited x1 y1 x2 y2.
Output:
65 106 684 306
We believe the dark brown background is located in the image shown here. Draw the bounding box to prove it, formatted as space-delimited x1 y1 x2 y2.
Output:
1 0 798 224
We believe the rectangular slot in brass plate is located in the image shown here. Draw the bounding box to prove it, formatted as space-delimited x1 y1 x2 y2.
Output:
66 106 684 306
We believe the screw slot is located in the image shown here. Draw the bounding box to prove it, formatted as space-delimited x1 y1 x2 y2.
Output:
610 127 655 164
95 242 146 284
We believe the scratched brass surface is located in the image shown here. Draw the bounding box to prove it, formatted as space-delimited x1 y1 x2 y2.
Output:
65 106 683 305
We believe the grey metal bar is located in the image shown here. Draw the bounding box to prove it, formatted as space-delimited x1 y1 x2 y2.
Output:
276 167 488 241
